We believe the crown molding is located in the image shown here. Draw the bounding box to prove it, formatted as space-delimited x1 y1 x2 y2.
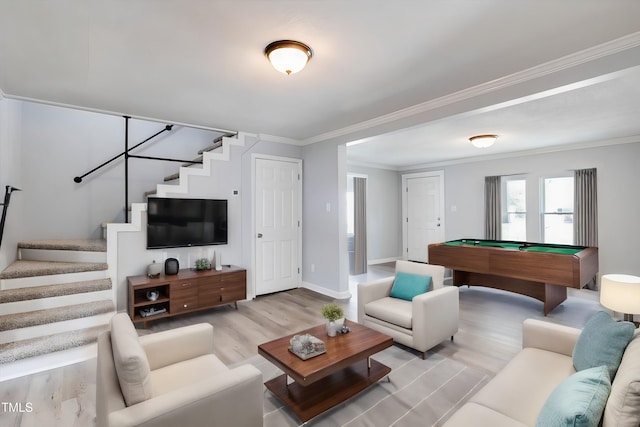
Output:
347 159 400 171
2 94 237 134
256 133 303 145
303 31 640 146
398 135 640 172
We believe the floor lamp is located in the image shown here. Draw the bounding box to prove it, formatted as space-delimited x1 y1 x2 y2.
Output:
600 274 640 327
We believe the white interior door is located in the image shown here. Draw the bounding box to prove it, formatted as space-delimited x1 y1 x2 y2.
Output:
404 172 444 262
255 157 301 295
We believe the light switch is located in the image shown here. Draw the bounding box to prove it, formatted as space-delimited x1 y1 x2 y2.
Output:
326 202 331 213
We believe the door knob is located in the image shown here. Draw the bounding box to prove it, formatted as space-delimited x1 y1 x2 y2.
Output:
257 233 263 238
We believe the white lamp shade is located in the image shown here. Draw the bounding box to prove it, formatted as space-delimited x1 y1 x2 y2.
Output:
266 43 311 75
600 274 640 314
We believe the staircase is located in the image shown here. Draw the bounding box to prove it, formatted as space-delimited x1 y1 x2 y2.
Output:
144 135 226 197
0 240 113 380
0 132 246 380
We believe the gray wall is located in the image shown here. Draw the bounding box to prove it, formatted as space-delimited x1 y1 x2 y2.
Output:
3 96 638 301
0 99 306 309
347 164 402 263
405 142 640 280
302 140 350 298
15 101 224 241
0 98 23 269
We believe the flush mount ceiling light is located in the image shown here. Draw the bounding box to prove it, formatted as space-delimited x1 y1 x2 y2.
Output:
264 40 313 75
469 134 498 148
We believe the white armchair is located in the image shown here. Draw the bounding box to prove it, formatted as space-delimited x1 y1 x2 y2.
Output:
357 260 459 358
96 313 263 427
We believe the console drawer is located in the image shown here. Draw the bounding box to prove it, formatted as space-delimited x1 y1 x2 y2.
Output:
221 286 246 303
171 296 198 313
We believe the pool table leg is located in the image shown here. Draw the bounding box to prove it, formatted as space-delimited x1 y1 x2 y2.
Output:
544 284 567 315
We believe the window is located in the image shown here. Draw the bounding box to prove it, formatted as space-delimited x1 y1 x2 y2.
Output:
502 177 526 241
542 176 574 244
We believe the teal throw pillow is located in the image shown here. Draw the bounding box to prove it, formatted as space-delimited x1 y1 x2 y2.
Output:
536 365 611 427
390 271 432 301
572 311 635 379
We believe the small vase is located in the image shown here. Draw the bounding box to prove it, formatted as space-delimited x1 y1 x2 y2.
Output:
326 321 338 337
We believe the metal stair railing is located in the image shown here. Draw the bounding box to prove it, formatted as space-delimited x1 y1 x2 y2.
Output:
73 115 236 219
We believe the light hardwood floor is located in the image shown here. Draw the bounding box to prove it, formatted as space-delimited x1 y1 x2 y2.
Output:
0 264 605 426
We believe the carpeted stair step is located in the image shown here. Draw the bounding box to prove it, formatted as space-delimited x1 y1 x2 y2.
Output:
0 278 112 303
0 260 108 280
0 324 108 364
18 239 107 252
0 300 114 331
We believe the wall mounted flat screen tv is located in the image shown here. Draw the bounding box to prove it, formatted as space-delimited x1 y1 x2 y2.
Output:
147 197 228 249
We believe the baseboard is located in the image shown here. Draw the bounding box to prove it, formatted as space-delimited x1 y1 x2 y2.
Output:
300 281 352 300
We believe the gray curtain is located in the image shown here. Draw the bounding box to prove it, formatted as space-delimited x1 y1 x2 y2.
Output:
574 168 598 246
574 168 598 289
353 177 367 275
484 176 502 240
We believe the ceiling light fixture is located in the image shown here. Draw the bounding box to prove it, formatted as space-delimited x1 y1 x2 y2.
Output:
469 134 498 148
264 40 313 75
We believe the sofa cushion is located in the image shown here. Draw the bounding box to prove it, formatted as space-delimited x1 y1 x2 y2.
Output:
469 347 576 426
536 365 611 427
390 271 432 301
364 297 413 329
150 354 229 397
572 311 635 378
603 329 640 427
110 313 153 406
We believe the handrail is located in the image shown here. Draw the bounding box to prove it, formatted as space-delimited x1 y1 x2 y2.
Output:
74 116 236 219
0 185 21 248
73 118 174 184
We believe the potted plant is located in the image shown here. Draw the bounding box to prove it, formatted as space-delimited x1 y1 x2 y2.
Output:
321 303 344 337
195 258 211 271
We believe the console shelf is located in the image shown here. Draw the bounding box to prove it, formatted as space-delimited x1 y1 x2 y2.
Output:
127 266 246 327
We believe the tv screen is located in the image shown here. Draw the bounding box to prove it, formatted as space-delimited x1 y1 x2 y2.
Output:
147 197 228 249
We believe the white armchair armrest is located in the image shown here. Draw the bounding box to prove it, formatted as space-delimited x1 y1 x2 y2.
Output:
412 286 459 352
357 277 394 323
522 318 581 357
108 364 263 427
140 323 214 370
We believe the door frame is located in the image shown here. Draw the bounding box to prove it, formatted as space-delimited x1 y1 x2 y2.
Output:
401 170 445 261
251 154 303 299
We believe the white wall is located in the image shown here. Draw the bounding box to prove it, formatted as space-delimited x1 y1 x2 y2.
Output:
405 142 640 280
18 102 224 240
0 98 23 270
347 164 402 262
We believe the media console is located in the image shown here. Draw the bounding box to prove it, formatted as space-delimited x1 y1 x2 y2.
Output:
127 266 246 327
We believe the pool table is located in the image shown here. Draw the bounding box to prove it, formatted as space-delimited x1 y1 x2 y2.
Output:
428 239 599 315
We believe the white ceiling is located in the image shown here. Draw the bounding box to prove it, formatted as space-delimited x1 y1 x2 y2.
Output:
1 1 640 169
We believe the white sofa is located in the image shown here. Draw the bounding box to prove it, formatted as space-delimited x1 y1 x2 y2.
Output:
357 260 459 358
443 318 640 427
96 314 263 427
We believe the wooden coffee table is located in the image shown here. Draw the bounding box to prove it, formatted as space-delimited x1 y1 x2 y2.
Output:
258 321 393 422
